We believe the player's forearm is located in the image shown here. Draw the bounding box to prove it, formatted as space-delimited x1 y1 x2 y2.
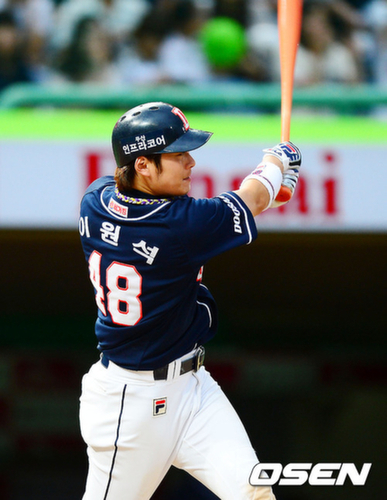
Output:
235 181 271 217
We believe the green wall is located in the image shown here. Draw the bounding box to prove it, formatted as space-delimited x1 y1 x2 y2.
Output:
2 109 387 142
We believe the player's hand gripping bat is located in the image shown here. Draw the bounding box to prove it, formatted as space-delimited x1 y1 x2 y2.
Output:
274 0 303 203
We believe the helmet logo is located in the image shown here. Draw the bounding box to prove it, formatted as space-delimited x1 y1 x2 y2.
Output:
172 107 190 131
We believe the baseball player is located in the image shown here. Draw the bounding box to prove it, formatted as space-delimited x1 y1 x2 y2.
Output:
78 102 301 500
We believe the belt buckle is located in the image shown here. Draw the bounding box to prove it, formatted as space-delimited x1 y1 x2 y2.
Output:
194 346 205 372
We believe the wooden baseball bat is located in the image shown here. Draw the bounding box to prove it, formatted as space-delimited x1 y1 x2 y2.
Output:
275 0 303 203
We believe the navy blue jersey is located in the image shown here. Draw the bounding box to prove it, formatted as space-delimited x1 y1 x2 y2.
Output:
79 176 257 370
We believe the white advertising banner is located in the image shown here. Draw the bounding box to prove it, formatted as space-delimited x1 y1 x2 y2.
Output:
0 140 385 231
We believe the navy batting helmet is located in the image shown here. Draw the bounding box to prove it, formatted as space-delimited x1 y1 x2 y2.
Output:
112 102 213 167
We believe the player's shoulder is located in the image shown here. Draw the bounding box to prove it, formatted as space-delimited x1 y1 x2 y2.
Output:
165 192 249 230
84 176 114 197
172 191 248 213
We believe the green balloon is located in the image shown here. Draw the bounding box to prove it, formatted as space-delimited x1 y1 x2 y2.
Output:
200 17 246 69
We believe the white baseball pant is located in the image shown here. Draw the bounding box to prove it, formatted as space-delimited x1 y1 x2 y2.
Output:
79 351 276 500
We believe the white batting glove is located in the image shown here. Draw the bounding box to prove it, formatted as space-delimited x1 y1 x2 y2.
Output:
263 141 302 172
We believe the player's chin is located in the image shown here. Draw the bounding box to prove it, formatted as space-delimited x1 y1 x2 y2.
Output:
181 178 191 194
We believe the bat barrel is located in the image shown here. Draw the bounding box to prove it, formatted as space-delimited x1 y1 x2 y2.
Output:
278 0 303 142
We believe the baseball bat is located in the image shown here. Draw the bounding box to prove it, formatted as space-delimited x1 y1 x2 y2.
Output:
275 0 303 203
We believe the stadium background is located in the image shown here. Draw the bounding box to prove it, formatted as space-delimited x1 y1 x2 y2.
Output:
1 0 387 498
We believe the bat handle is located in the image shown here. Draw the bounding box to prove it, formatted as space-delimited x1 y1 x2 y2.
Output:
275 130 292 203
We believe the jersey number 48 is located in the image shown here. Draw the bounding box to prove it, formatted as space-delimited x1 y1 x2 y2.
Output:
88 251 143 326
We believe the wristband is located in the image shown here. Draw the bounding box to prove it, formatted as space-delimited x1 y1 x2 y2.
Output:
240 162 283 210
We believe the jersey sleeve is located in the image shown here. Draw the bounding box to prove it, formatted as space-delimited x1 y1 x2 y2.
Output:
170 191 258 265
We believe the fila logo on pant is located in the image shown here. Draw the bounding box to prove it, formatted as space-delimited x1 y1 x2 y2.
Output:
153 398 167 416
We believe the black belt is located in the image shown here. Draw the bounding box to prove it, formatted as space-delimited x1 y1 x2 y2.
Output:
101 346 205 381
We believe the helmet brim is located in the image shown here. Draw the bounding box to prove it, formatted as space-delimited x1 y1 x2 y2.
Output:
159 128 213 154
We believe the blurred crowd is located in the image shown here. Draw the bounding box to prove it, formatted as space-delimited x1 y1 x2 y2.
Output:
1 0 387 92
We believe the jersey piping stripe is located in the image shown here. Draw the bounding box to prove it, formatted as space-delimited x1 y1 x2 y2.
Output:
100 187 171 221
219 192 255 244
197 300 212 328
103 383 127 500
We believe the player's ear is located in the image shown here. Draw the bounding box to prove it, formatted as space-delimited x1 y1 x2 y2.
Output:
134 156 151 177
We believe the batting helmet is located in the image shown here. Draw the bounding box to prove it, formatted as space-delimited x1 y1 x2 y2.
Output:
112 102 213 167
